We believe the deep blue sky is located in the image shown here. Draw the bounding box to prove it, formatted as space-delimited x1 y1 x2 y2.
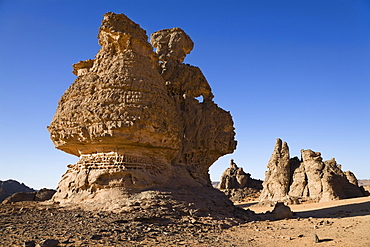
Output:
1 0 369 189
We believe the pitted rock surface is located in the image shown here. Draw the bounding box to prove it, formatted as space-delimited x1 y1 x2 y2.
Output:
48 12 180 158
259 138 365 205
48 13 239 217
151 27 236 185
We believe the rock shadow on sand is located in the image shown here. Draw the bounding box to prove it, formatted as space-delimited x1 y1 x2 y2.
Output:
296 200 370 219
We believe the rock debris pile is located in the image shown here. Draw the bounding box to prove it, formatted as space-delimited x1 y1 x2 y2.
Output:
48 12 245 219
0 201 246 247
259 138 366 205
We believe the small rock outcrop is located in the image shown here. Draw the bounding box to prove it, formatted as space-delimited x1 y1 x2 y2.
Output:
259 138 366 204
47 13 245 219
0 179 35 203
218 159 263 202
270 202 294 220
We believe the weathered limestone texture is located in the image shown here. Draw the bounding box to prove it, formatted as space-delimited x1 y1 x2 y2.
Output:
218 159 263 202
259 138 365 205
48 13 240 217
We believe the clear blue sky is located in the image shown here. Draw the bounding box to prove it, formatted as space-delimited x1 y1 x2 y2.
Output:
1 0 369 189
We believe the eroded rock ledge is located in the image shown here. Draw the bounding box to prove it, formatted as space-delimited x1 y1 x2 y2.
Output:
48 12 242 218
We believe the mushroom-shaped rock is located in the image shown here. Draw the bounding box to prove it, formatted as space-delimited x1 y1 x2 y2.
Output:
48 13 242 219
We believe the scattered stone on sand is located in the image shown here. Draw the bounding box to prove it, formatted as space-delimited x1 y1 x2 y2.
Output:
259 138 366 205
2 197 370 247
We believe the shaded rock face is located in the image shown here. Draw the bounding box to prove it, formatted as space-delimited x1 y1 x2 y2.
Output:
2 188 56 204
0 180 35 203
259 139 365 204
48 13 237 215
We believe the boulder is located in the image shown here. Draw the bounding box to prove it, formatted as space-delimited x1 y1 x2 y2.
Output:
271 202 294 220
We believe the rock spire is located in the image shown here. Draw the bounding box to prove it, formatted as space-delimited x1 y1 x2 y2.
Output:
259 138 366 204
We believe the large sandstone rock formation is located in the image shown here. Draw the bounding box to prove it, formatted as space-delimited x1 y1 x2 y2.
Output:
218 159 263 202
48 13 242 217
259 139 366 204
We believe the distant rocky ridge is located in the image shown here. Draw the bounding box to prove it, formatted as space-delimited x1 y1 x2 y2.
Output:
359 180 370 194
0 179 35 203
218 159 263 202
358 179 370 186
0 179 56 204
2 188 56 204
259 139 367 205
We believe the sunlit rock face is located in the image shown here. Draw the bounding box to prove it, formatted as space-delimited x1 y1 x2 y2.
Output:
48 13 237 213
259 138 365 205
151 28 237 185
259 139 291 203
48 13 181 159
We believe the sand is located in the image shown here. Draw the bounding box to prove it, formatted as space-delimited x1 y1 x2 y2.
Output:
0 196 369 246
231 196 370 246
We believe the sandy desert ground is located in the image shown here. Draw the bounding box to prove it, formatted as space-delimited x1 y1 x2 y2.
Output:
0 195 369 246
232 196 370 246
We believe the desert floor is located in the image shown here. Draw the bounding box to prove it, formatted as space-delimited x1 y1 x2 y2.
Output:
232 196 370 246
1 196 369 246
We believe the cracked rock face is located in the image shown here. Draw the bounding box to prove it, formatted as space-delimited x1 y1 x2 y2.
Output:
48 13 237 212
259 138 365 204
